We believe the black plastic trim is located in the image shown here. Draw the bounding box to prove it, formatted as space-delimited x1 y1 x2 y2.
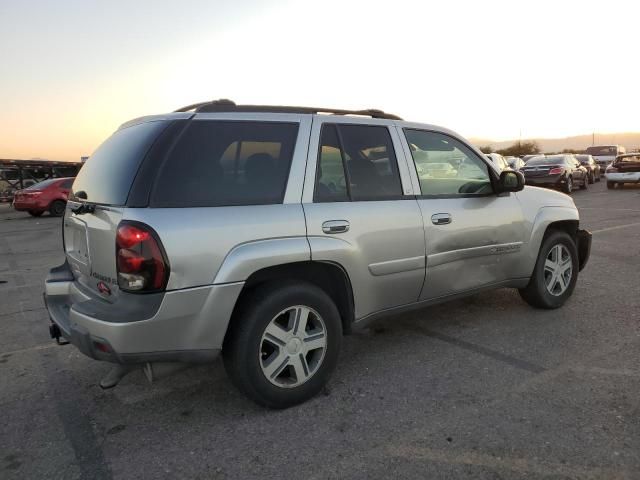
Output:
576 229 592 271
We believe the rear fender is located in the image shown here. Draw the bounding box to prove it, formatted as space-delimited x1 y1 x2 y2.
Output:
213 237 311 284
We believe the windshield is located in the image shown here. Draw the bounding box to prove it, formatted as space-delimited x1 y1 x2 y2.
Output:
585 146 616 156
616 155 640 163
25 178 59 190
71 120 168 205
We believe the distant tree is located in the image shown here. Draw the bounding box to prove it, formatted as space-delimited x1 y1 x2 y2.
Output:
478 145 494 154
496 141 541 157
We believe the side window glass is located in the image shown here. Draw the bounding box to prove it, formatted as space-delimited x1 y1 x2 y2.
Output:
404 129 493 196
314 124 403 202
315 125 349 202
152 121 298 207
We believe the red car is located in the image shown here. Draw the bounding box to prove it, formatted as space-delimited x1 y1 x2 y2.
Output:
12 177 74 217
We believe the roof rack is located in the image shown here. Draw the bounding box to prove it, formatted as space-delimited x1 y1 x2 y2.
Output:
174 99 402 120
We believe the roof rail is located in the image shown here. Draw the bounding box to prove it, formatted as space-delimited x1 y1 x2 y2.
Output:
174 99 402 120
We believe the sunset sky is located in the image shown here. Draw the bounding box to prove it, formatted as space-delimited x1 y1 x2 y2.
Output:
1 0 638 161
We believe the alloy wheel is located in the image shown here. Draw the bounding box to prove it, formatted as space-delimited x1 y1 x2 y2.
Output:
259 306 327 388
544 244 572 296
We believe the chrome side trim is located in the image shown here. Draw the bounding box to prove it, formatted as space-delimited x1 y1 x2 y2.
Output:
427 242 523 268
368 255 425 276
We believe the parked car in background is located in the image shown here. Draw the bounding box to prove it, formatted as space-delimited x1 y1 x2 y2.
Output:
520 155 589 193
605 153 640 189
575 155 601 183
505 156 525 170
12 177 74 216
585 145 626 172
485 153 510 171
522 154 541 163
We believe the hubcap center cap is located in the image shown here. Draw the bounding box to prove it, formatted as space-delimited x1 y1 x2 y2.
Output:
286 337 302 355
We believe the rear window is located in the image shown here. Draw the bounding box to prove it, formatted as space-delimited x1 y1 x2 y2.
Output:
526 156 563 166
585 146 616 156
151 121 299 207
71 121 167 205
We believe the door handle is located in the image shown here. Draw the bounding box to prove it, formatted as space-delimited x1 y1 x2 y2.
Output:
322 220 350 234
431 213 452 225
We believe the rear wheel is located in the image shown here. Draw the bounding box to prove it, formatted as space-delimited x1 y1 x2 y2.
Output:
49 200 66 216
588 172 595 184
562 176 573 194
223 281 342 408
519 231 578 309
28 210 43 217
607 181 616 189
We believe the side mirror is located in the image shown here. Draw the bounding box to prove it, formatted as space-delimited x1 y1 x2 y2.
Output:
497 170 525 193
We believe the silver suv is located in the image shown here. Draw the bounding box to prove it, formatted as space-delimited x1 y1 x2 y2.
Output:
44 100 591 408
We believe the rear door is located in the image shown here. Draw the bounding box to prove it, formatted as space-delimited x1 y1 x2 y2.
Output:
398 127 527 300
302 117 425 320
64 120 171 299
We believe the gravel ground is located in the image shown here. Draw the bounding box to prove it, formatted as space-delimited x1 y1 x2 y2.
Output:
1 181 639 479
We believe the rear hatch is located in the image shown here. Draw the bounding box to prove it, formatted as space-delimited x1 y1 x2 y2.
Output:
64 120 170 299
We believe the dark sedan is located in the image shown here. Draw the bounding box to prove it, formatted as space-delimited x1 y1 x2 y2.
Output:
520 155 589 194
575 154 601 183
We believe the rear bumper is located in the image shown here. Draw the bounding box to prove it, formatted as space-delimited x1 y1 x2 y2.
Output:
576 229 592 271
44 261 243 364
606 172 640 183
523 175 564 188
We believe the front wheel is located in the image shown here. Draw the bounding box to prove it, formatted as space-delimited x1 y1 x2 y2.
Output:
588 173 595 184
223 281 342 408
519 231 579 309
562 176 573 194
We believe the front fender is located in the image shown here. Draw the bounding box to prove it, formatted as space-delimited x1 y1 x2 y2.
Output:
212 237 311 284
521 206 579 276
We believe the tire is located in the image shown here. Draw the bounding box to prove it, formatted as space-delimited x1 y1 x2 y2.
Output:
519 231 579 309
580 175 588 190
607 181 615 189
28 210 43 217
588 172 595 184
562 176 573 194
595 172 601 182
223 281 342 409
49 200 66 216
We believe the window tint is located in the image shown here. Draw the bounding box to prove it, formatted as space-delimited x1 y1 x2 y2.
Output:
404 130 493 196
314 124 402 202
61 179 74 189
72 121 168 205
152 121 298 207
25 178 59 190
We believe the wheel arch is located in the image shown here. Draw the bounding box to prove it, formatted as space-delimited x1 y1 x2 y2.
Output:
228 261 355 338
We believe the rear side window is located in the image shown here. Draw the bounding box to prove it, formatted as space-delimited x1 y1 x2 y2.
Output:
151 121 298 207
71 121 168 205
25 178 59 190
315 124 403 202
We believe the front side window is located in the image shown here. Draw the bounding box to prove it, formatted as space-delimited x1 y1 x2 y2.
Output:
314 124 403 202
404 130 493 196
152 121 298 207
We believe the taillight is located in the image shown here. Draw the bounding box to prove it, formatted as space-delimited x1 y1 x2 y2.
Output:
116 221 169 293
549 168 563 175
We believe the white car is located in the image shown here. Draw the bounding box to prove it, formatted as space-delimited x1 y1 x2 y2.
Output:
485 153 510 171
505 156 525 170
605 153 640 189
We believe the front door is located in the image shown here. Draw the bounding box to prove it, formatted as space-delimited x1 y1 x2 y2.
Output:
398 127 527 300
302 118 426 320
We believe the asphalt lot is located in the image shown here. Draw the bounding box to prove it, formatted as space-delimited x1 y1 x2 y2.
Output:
1 181 639 480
